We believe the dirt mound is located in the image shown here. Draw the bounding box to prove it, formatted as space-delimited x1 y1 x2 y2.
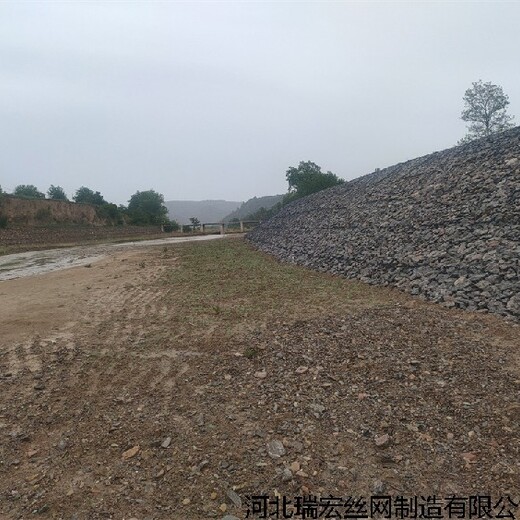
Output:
248 128 520 320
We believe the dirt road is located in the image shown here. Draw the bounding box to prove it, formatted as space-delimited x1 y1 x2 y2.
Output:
0 238 519 519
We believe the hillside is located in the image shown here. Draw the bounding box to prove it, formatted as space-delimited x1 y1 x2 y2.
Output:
0 196 169 255
0 196 104 226
248 127 520 320
223 194 284 221
164 199 241 224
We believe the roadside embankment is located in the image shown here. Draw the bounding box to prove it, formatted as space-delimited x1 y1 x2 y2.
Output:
248 127 520 320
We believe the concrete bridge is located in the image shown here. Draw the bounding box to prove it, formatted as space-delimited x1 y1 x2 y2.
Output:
175 220 261 234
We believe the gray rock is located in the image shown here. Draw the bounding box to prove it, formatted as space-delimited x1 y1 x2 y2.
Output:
506 294 520 313
267 439 286 458
161 436 172 448
282 468 293 482
247 127 520 322
226 489 242 508
373 479 386 494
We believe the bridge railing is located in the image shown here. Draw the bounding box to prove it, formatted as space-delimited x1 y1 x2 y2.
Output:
175 220 261 235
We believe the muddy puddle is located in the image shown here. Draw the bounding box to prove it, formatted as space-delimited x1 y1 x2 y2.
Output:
0 234 224 281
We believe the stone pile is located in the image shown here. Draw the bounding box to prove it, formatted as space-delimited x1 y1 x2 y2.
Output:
248 127 520 320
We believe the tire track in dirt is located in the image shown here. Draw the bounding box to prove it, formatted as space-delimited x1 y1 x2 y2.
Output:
0 247 193 415
0 242 225 518
58 251 203 405
73 260 172 361
2 238 519 520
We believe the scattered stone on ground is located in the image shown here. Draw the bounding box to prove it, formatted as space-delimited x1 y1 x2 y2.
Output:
1 241 519 519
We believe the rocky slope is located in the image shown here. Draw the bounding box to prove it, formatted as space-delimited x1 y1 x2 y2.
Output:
248 128 520 320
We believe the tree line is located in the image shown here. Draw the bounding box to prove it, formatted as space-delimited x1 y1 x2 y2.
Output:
2 80 515 230
0 184 177 229
2 159 346 231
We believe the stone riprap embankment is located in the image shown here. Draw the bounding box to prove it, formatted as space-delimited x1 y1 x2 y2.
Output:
247 128 520 320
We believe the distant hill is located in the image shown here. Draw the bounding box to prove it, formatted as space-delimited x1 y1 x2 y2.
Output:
223 195 284 222
165 200 241 224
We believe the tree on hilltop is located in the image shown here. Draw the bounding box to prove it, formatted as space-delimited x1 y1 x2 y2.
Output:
13 185 45 199
73 186 106 205
459 80 515 144
47 185 68 201
241 162 344 223
285 161 344 202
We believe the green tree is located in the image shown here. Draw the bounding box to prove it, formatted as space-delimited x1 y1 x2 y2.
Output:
189 217 201 230
13 184 45 199
127 190 168 225
284 161 344 202
459 80 515 144
95 202 126 225
73 186 105 205
163 219 180 232
47 185 68 201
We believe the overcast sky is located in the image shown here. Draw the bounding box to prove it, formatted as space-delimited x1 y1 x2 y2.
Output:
1 1 519 205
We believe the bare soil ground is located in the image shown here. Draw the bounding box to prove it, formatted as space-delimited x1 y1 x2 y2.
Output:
0 235 223 281
0 225 173 256
0 238 519 519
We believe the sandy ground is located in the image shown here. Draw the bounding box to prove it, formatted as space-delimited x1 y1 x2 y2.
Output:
0 234 223 281
0 238 519 520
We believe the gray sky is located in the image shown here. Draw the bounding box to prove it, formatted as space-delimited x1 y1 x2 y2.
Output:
1 1 519 205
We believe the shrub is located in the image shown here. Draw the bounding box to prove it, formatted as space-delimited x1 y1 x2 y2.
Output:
96 203 125 225
163 220 180 232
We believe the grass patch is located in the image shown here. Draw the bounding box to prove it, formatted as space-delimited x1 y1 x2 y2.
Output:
160 237 401 342
243 346 259 359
